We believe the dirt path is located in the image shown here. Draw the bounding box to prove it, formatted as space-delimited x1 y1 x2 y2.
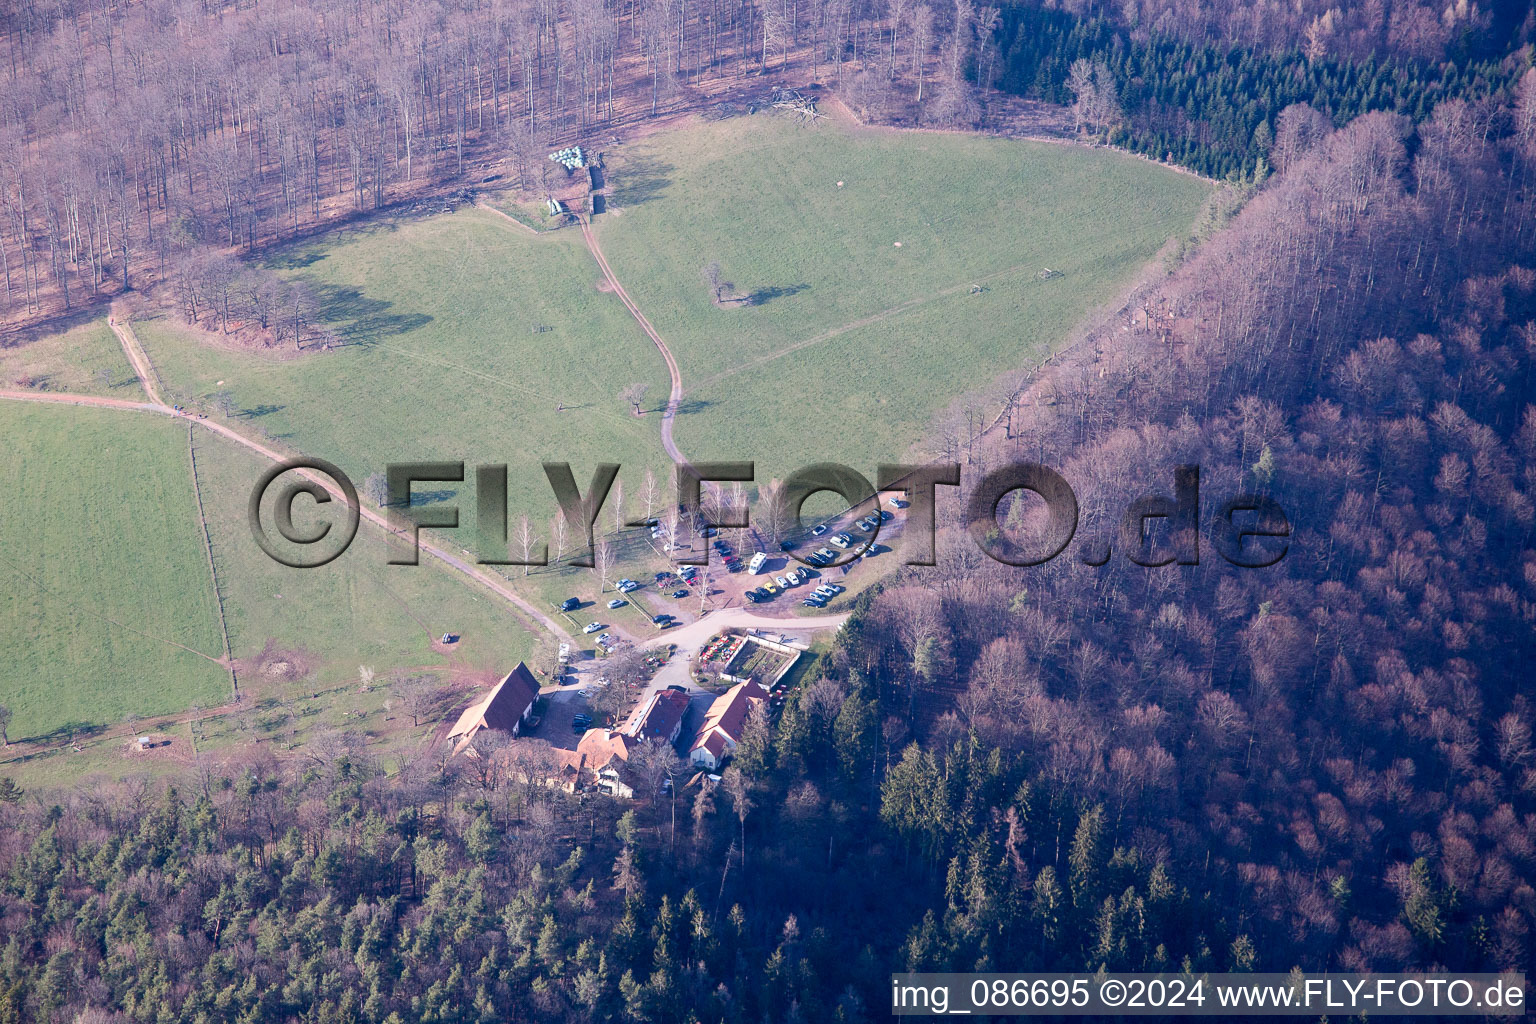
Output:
691 259 1046 393
578 216 690 469
6 320 575 642
475 200 543 236
109 311 167 405
0 388 170 415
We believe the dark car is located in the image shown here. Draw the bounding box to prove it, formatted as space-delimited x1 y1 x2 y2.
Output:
672 588 689 598
560 597 580 612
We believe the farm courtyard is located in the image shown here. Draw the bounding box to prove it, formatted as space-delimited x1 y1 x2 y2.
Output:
1 109 1210 782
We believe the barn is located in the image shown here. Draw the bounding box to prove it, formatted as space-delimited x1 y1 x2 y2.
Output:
447 663 540 754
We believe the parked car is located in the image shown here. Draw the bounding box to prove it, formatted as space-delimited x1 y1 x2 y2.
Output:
607 598 626 609
672 588 689 598
762 583 779 595
579 689 593 698
831 534 851 548
774 575 789 588
745 591 762 603
889 497 907 509
879 509 893 521
811 524 828 536
583 622 602 634
561 597 580 612
858 519 875 532
816 547 835 560
803 598 825 607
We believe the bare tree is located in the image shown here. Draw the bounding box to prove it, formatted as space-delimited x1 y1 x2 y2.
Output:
721 766 754 869
621 382 649 416
630 736 683 803
517 516 541 575
550 514 569 564
595 539 615 592
394 675 440 728
642 469 661 523
703 261 725 301
610 479 626 535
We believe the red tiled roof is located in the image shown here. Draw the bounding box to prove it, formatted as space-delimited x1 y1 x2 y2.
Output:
700 680 767 740
448 663 540 741
631 689 689 743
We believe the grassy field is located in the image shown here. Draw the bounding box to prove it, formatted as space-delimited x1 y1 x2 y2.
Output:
133 208 673 539
4 114 1210 785
127 117 1206 612
594 114 1211 481
0 315 145 399
193 427 539 685
0 402 228 742
0 401 540 786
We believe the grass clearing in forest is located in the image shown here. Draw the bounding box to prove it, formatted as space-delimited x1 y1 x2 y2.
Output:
594 114 1212 479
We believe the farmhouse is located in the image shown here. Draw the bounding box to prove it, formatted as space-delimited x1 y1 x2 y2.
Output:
629 688 690 745
447 663 540 754
689 681 768 770
572 729 639 798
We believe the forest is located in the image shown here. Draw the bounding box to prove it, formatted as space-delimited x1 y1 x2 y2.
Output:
2 0 1535 1020
994 4 1525 178
3 0 1531 329
1 60 1534 1024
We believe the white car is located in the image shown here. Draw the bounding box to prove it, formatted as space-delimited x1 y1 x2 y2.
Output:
816 547 835 560
774 575 789 588
811 524 828 536
583 622 602 634
607 598 626 609
831 534 851 548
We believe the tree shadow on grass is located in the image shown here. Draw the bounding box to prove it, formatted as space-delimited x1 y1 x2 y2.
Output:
269 250 328 270
746 283 809 306
238 404 285 419
16 720 105 747
612 154 674 208
307 282 433 348
670 398 713 417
